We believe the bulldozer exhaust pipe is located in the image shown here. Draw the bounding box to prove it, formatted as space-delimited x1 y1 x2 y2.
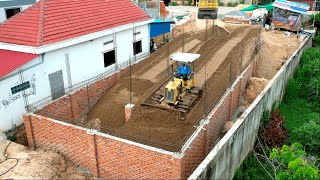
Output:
171 65 174 81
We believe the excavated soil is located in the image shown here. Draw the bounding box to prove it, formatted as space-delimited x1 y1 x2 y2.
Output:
88 21 261 151
256 30 300 80
245 77 269 106
0 140 92 179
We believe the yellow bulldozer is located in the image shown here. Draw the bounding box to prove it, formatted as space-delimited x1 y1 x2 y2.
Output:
197 0 218 19
150 52 202 112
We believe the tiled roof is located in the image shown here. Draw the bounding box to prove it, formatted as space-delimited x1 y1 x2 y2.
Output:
0 50 38 78
0 0 150 47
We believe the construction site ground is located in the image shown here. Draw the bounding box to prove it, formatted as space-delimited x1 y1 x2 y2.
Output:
86 17 300 151
0 140 93 179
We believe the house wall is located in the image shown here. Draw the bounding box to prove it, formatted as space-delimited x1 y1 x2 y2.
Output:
0 4 33 23
0 24 150 131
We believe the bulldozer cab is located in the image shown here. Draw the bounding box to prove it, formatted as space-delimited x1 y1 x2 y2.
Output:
170 52 200 89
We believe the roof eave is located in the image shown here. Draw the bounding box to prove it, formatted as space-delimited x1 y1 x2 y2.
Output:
0 18 154 54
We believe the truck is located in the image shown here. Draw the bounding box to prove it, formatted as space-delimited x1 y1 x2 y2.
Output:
198 0 218 19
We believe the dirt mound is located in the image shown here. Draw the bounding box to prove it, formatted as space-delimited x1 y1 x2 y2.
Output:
223 121 234 134
0 141 92 179
261 111 287 147
256 30 300 79
83 118 101 131
245 77 269 105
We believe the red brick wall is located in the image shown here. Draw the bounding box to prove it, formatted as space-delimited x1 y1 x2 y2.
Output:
35 68 128 122
23 114 98 176
96 135 182 179
181 130 206 179
205 93 231 154
229 80 242 117
24 114 182 179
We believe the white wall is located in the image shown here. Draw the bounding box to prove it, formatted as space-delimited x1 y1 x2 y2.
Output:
0 5 32 23
0 56 42 130
0 23 150 131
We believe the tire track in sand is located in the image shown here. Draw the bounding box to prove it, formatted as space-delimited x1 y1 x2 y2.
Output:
195 28 250 87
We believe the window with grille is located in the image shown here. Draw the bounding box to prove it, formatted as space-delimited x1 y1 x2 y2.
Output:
5 8 21 19
133 40 142 55
11 81 30 94
104 50 116 67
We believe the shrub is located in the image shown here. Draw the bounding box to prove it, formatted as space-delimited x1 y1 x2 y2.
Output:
310 13 320 26
270 143 319 180
313 35 320 47
295 48 320 103
218 1 224 6
169 1 177 6
226 2 239 7
291 121 320 155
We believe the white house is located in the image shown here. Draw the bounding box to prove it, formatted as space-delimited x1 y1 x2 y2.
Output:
0 0 152 131
0 0 37 23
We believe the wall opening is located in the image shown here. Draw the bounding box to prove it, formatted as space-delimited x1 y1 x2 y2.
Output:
11 81 30 94
133 40 142 55
104 50 116 68
5 7 21 19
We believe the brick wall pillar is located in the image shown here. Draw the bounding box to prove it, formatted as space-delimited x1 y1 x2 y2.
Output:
125 104 135 122
228 90 233 119
86 130 99 178
23 114 36 150
238 77 243 105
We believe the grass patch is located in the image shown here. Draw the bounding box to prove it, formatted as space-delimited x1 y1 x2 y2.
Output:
279 98 320 132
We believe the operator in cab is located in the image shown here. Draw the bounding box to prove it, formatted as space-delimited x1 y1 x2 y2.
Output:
176 63 191 80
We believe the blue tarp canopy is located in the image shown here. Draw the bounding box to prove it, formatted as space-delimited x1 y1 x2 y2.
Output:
150 20 175 38
272 0 309 14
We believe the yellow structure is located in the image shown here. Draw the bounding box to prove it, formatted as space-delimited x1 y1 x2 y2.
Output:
198 0 218 19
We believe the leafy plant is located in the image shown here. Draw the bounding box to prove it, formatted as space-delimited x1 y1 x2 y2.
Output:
258 0 273 5
291 121 320 155
227 2 234 6
169 1 178 6
218 1 224 6
314 35 320 47
295 48 320 104
270 143 319 180
310 13 320 27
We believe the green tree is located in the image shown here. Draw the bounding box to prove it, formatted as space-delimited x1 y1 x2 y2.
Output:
269 143 319 180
